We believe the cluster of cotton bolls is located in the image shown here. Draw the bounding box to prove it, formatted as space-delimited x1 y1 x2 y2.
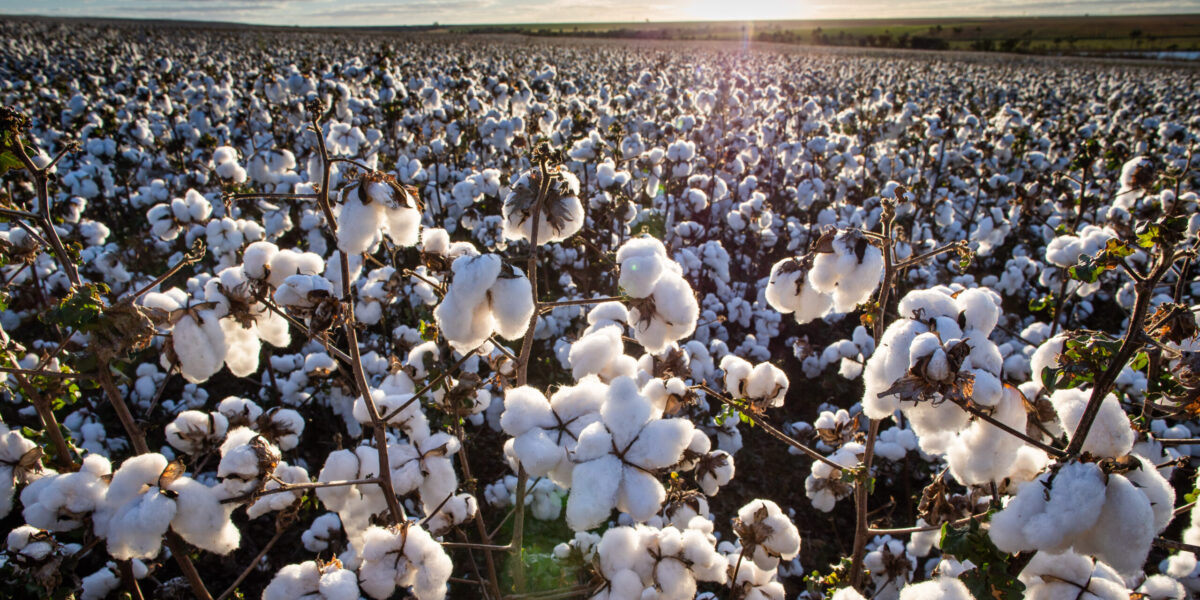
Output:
765 229 884 324
616 237 701 353
5 14 1200 600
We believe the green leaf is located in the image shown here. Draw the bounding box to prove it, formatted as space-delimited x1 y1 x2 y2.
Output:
940 516 1025 600
0 149 22 176
41 283 109 332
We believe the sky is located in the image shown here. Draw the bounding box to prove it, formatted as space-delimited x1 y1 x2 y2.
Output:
3 0 1199 26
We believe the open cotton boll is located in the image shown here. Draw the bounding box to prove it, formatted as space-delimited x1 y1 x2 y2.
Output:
488 272 535 340
955 287 1000 334
744 363 788 408
764 257 835 324
501 169 584 245
628 273 699 354
274 274 335 309
264 560 360 600
383 204 422 248
1125 455 1175 533
616 237 672 298
165 410 229 455
241 241 278 280
1048 389 1134 458
172 309 228 383
302 513 342 552
735 499 801 570
1071 472 1154 576
897 577 973 600
433 254 502 353
219 317 262 377
358 523 452 600
337 187 386 256
22 454 111 531
945 384 1026 486
1138 575 1186 600
1029 335 1065 390
1019 551 1129 600
988 461 1106 554
165 476 240 555
809 230 884 311
217 427 281 496
98 454 176 560
248 463 310 519
569 325 634 382
266 248 325 289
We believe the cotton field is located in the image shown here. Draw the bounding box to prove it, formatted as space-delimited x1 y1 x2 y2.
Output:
2 16 1200 600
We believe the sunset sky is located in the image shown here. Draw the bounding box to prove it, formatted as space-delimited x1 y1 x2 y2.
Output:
3 0 1198 26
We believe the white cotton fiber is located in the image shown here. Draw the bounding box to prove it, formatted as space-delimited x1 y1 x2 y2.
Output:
1048 389 1134 459
988 461 1105 554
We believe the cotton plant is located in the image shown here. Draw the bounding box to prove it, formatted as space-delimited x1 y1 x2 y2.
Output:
499 378 605 487
718 354 789 410
0 424 41 519
92 453 239 560
357 523 453 600
765 228 884 324
502 167 584 244
861 287 1009 456
616 237 700 353
432 253 535 353
335 172 422 255
581 519 727 600
565 376 696 531
263 559 361 600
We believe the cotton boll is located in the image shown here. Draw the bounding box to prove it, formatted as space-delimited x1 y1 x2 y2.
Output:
502 170 584 245
1138 574 1186 600
302 513 343 552
956 287 1000 334
358 523 451 600
946 383 1026 486
1029 335 1066 389
1019 551 1127 600
897 577 973 600
165 410 229 455
744 362 788 408
220 317 262 377
267 249 325 289
628 273 698 354
1124 455 1175 533
1048 389 1134 458
576 329 636 384
1071 472 1155 576
166 477 240 555
21 454 111 531
620 254 666 299
172 309 228 383
567 455 623 531
242 241 278 280
988 461 1106 554
383 205 422 248
434 254 502 353
488 273 534 340
736 499 801 570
